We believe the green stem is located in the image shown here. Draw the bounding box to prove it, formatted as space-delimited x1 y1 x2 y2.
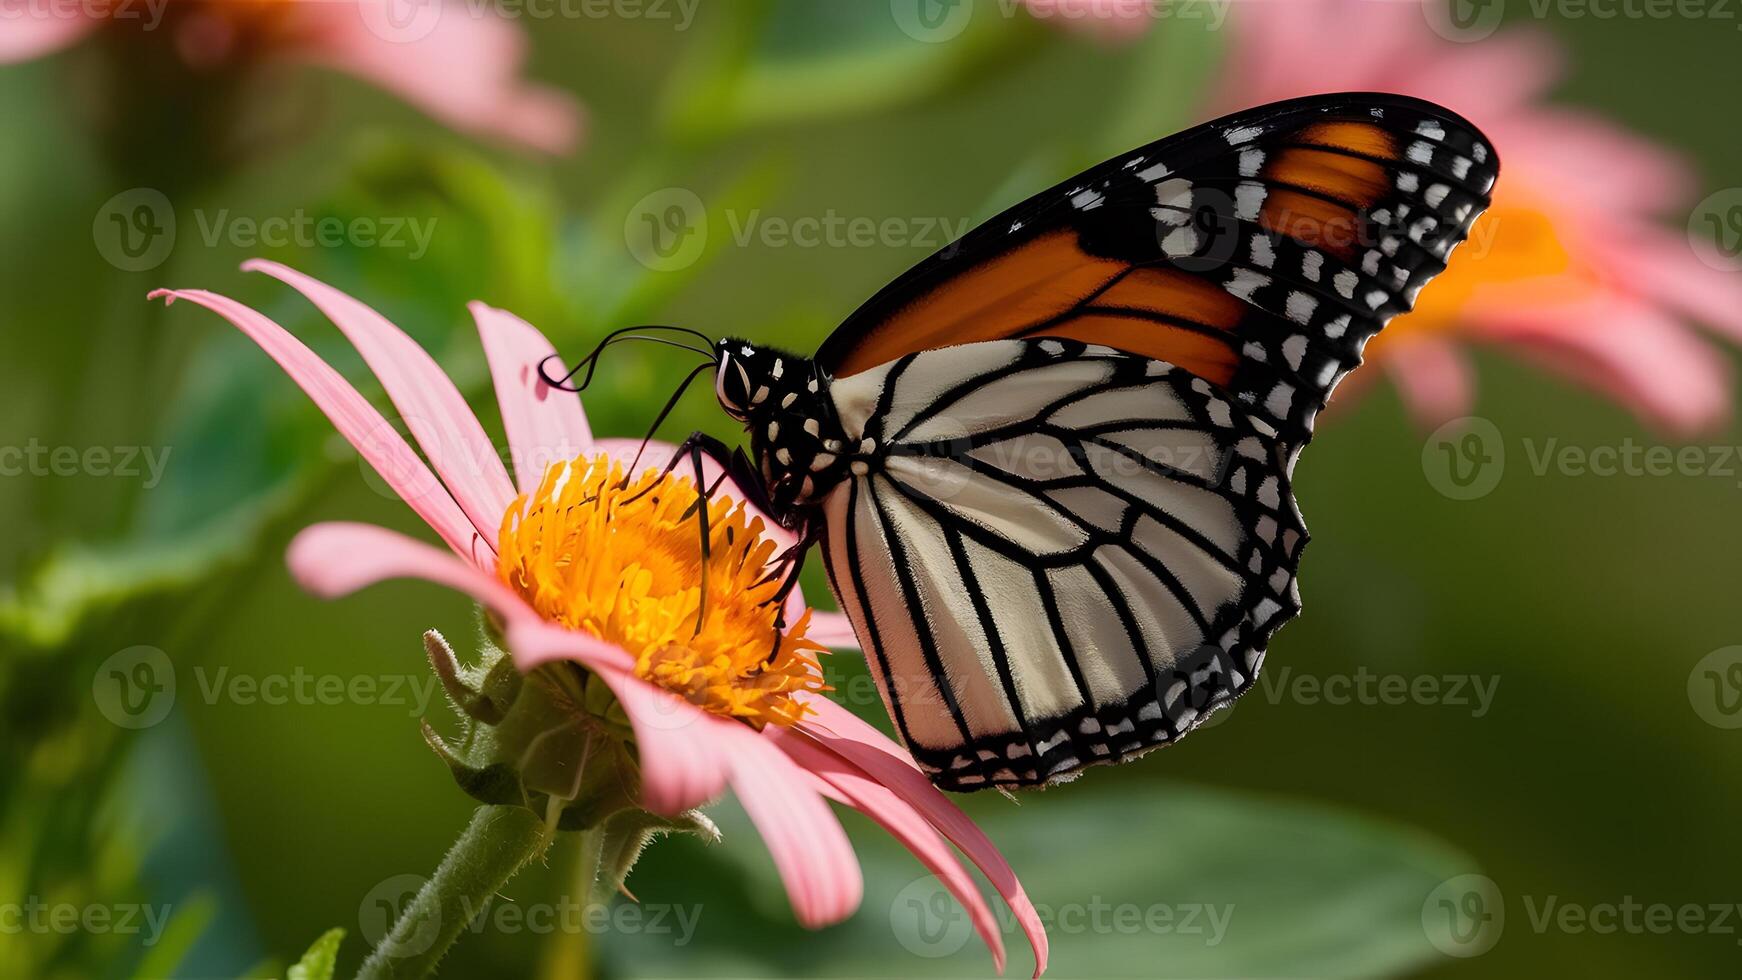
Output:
356 805 548 980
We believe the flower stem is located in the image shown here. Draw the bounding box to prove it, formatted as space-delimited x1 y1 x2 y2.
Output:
356 805 548 980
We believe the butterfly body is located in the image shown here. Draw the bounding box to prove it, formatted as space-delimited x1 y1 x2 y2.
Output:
687 94 1498 791
713 339 862 524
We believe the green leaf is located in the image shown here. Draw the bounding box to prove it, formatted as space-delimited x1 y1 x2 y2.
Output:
596 781 1481 978
286 927 347 980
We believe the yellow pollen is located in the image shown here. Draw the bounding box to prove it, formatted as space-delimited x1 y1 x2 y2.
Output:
496 455 826 728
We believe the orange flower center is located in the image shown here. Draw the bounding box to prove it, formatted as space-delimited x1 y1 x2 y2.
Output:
495 455 826 728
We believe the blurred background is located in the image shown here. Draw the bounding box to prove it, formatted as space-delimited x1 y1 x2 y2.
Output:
3 1 1740 977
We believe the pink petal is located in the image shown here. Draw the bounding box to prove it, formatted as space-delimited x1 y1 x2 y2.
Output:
1592 222 1742 340
284 1 581 155
149 288 481 559
1383 335 1476 430
244 261 516 549
796 696 1049 977
503 626 727 814
1475 300 1732 436
470 302 593 492
0 12 99 63
1406 26 1565 122
808 611 861 650
774 728 1007 970
725 726 863 928
286 521 527 617
1500 110 1693 216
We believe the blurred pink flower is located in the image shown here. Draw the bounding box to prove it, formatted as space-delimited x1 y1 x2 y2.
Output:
150 262 1047 975
1210 0 1742 434
0 0 579 154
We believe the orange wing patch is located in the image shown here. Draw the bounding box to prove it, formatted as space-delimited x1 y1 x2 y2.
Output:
1256 121 1400 262
833 232 1250 384
831 230 1125 378
1294 120 1398 160
1033 316 1239 387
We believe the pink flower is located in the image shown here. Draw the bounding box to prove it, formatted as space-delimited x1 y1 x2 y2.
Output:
149 261 1047 975
0 1 579 154
1210 0 1742 434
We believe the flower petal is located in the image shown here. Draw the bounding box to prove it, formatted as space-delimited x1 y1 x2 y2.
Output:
470 301 593 492
808 611 862 650
149 288 480 558
503 626 726 813
725 726 863 929
796 696 1049 977
286 521 527 617
0 11 99 63
506 627 861 928
283 0 581 154
1384 335 1476 430
1475 300 1732 436
774 728 1006 971
244 260 516 549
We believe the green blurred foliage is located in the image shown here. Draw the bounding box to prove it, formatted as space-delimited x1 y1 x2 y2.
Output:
1 3 1739 979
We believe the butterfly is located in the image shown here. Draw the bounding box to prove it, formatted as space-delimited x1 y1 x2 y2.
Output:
557 93 1498 792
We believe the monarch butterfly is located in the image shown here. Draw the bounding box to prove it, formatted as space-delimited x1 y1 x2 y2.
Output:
554 93 1498 792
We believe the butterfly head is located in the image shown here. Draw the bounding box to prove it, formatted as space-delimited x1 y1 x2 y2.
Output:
714 338 821 424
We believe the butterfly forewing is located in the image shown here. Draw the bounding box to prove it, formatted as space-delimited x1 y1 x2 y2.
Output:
816 93 1498 448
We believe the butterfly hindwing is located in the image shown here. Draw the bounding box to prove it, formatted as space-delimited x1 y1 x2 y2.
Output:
820 339 1304 790
814 93 1498 448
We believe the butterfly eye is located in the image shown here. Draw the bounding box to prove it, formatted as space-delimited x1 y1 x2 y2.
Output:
714 353 753 420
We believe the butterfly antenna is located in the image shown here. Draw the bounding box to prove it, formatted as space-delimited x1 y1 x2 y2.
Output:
617 361 717 493
539 325 717 393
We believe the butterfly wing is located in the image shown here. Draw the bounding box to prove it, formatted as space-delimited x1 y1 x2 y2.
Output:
821 339 1303 789
811 94 1497 790
815 92 1498 448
